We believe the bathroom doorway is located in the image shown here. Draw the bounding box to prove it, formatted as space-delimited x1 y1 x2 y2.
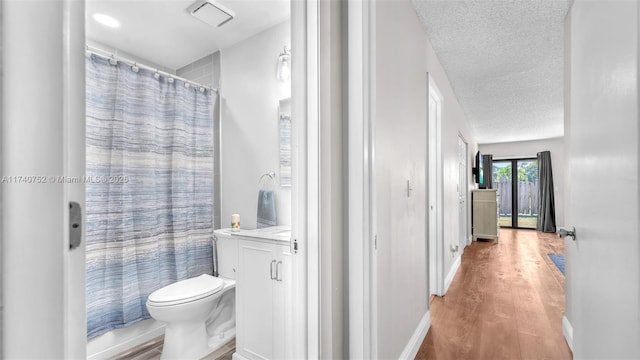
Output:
66 1 319 358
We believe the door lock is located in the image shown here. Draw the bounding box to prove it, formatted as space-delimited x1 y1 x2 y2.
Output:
69 201 82 249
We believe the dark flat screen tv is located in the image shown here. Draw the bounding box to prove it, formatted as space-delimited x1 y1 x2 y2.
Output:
474 151 485 188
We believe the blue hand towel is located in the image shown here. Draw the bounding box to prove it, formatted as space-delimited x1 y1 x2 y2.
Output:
257 190 277 228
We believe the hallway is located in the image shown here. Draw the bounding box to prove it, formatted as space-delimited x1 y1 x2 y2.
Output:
416 229 572 359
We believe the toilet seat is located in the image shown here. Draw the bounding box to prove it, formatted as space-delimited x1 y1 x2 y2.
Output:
147 274 224 307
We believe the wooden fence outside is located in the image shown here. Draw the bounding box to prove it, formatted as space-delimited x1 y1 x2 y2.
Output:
494 180 539 216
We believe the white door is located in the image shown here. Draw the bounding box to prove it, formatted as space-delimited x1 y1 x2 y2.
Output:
566 1 639 357
2 1 86 357
457 135 467 252
428 74 443 296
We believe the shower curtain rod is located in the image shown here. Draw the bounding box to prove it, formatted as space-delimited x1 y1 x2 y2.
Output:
86 45 218 93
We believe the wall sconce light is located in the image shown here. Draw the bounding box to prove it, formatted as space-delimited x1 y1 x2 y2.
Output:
276 46 291 82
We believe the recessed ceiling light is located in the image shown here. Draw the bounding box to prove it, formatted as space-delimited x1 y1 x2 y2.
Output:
93 13 121 28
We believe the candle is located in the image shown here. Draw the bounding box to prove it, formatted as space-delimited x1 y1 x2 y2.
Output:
231 214 240 231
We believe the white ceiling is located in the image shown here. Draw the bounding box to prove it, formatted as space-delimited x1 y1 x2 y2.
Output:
86 0 290 70
411 0 573 144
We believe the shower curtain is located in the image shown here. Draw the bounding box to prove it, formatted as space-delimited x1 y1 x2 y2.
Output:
85 54 214 339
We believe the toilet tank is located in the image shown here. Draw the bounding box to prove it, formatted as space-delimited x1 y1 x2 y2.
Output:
213 229 238 280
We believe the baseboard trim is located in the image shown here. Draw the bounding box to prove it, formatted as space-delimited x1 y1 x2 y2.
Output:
399 310 431 359
562 316 574 352
444 254 462 294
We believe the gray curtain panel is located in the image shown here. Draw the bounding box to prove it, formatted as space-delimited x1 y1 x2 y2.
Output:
482 154 493 189
537 151 557 232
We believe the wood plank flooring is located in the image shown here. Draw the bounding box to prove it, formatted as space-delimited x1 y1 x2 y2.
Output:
416 229 572 359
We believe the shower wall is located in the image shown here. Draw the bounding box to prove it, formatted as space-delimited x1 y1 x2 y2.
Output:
220 20 291 229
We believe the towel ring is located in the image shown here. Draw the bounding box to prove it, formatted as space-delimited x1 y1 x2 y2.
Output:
259 171 279 189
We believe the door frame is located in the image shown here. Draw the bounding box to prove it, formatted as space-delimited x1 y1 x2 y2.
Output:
457 133 468 253
64 0 88 357
428 74 444 297
347 0 376 357
291 0 321 358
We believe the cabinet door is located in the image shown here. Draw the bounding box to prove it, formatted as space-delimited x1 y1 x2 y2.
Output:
273 245 292 360
237 240 275 359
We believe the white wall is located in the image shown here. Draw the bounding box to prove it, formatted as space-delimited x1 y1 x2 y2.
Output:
375 3 427 355
425 27 478 277
479 137 565 227
220 21 291 230
374 1 476 357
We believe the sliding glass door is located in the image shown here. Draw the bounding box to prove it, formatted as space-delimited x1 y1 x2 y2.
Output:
493 161 512 227
492 158 538 229
516 160 538 229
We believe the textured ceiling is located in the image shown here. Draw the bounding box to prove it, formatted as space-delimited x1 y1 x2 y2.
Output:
412 0 573 144
86 0 289 70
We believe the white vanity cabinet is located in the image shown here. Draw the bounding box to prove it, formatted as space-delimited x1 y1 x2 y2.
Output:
235 238 292 360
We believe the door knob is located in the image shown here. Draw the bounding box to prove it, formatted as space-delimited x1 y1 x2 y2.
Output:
557 226 576 241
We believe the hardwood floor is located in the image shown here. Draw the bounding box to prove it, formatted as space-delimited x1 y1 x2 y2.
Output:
416 229 571 359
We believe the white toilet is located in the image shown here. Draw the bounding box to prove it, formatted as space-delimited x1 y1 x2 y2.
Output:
147 233 237 359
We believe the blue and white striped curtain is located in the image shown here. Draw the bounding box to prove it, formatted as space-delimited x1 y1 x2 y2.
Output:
85 54 214 339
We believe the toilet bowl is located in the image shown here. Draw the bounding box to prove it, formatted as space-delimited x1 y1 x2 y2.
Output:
147 232 238 359
147 274 235 359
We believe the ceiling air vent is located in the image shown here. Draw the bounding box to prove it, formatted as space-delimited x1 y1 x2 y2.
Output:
188 0 235 27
